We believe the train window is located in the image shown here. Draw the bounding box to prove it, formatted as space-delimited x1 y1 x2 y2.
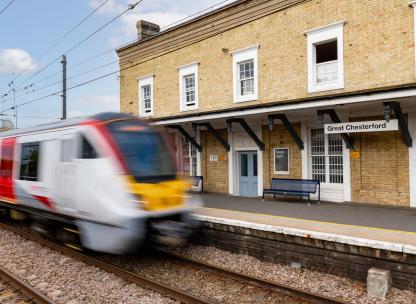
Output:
81 136 98 159
19 143 40 181
107 120 176 182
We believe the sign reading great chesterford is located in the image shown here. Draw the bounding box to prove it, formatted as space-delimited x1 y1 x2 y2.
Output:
324 119 399 134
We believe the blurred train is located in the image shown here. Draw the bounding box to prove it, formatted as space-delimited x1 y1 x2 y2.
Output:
0 113 201 254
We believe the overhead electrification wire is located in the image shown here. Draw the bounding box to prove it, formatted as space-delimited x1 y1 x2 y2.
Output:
159 0 233 31
0 113 58 120
1 60 119 104
13 0 230 96
34 48 116 85
11 0 111 82
15 0 144 90
2 0 236 115
1 45 177 113
0 0 16 16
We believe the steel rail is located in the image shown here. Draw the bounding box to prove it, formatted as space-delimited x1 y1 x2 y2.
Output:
0 221 349 304
0 263 55 304
0 222 210 304
155 250 351 304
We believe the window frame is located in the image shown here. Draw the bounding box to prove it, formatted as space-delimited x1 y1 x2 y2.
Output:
183 74 196 107
80 135 99 159
306 21 345 93
138 75 154 117
179 63 199 112
19 142 40 182
232 45 259 103
274 147 290 175
308 128 344 185
180 136 197 177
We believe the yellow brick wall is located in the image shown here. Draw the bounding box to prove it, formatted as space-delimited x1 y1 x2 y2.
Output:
262 124 302 189
198 121 410 206
200 129 229 193
120 0 415 118
350 131 410 207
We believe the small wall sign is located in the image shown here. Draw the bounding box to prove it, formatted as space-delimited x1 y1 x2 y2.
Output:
324 119 398 134
209 154 218 162
350 151 360 159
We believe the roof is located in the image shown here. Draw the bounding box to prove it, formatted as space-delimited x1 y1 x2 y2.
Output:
116 0 247 53
0 112 136 138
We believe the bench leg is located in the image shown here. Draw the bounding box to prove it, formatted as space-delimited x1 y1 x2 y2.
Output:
318 184 321 204
262 192 265 202
273 194 276 199
307 194 311 206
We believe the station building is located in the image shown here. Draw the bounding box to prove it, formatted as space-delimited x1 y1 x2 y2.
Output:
117 0 416 208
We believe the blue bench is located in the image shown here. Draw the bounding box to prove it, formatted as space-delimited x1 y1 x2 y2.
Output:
190 176 203 193
263 178 320 205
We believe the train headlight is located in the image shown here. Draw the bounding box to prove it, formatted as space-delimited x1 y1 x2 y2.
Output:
130 196 148 209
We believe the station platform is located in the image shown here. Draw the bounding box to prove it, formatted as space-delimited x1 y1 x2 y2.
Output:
192 193 416 254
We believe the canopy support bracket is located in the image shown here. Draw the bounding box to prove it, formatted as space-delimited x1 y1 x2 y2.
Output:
226 118 265 151
166 125 202 152
267 114 304 150
194 123 230 152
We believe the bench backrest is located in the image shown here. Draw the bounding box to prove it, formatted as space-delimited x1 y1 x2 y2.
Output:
192 175 203 186
270 178 319 193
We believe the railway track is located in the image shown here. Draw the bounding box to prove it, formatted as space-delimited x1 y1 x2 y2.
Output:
0 261 55 304
0 221 350 304
153 250 350 304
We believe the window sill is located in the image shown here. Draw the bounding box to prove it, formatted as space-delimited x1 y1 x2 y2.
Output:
233 94 258 103
274 171 290 175
139 112 154 118
180 105 198 112
308 82 344 94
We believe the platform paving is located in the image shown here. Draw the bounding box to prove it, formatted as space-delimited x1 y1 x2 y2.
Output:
197 193 416 232
193 193 416 254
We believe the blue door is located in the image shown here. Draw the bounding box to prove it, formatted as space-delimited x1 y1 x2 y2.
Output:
239 151 258 197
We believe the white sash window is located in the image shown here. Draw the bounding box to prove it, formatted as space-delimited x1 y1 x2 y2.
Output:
310 128 343 184
180 137 197 177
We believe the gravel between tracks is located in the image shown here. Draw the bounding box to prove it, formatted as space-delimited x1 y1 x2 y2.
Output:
167 244 416 304
102 252 308 304
0 229 177 304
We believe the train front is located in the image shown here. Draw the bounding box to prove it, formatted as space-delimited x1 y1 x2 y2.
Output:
79 114 202 254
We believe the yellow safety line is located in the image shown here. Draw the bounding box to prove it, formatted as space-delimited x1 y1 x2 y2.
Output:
64 243 82 251
201 207 416 236
64 227 79 234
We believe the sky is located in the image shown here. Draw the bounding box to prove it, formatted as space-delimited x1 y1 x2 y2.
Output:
0 0 237 128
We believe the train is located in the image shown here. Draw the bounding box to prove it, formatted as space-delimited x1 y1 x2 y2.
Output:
0 112 201 254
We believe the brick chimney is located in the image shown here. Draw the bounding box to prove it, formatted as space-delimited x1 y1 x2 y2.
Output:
136 20 160 41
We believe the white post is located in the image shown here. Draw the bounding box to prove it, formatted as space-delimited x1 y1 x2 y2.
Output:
228 127 234 195
409 112 416 207
196 129 202 176
301 122 309 179
343 142 352 202
257 125 264 197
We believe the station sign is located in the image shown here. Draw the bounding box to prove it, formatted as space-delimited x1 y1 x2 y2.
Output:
324 119 398 134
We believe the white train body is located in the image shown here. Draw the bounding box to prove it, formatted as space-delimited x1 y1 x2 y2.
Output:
0 113 201 254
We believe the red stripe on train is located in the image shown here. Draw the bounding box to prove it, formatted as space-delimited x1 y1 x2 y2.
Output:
81 119 129 174
0 137 16 201
33 195 54 210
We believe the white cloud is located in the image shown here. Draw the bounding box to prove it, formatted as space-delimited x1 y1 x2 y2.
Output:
0 49 37 75
88 0 124 15
70 94 119 118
